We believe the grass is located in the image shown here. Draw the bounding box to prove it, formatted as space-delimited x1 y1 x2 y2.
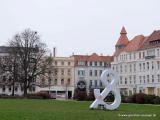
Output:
0 99 159 120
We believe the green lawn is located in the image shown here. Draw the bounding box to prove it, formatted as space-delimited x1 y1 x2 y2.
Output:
0 99 159 120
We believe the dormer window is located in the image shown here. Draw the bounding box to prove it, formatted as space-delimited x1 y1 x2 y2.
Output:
149 39 160 45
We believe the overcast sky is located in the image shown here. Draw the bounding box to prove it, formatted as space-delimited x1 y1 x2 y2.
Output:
0 0 160 56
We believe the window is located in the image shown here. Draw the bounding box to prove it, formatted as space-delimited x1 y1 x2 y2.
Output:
104 62 107 67
125 78 127 84
150 40 160 45
68 69 71 75
129 54 132 60
68 62 70 66
94 80 97 87
139 52 141 59
94 70 97 76
120 76 123 84
61 79 64 85
129 64 132 72
143 76 145 83
54 79 57 85
32 86 35 92
129 76 132 84
78 70 85 76
125 65 127 73
99 70 102 76
2 86 5 92
9 76 12 83
15 87 18 92
147 62 149 70
94 61 97 66
152 61 154 69
61 69 64 75
21 87 24 92
2 76 6 82
152 75 154 82
143 52 145 58
90 80 93 86
8 86 11 92
78 61 85 66
67 79 70 85
61 61 64 65
147 75 149 83
157 61 160 69
55 69 58 75
139 76 142 84
100 62 102 66
134 53 136 60
134 75 136 84
90 62 92 66
143 63 145 70
100 81 102 86
158 75 160 82
134 64 136 72
89 70 92 76
157 49 160 57
55 61 57 65
120 65 123 73
139 63 141 71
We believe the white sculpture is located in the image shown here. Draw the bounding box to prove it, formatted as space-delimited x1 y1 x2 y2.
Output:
90 69 121 110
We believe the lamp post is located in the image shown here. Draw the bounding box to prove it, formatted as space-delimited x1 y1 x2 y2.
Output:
65 83 69 99
48 70 51 96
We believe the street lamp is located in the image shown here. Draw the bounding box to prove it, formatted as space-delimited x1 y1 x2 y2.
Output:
48 70 51 96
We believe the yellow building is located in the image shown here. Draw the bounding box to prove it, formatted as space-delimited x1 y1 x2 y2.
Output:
38 56 75 99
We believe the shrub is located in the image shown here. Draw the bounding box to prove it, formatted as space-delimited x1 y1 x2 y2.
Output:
153 96 160 104
86 90 95 101
27 92 50 99
74 89 87 101
135 93 146 104
144 95 156 104
121 94 127 103
104 92 114 102
125 95 134 103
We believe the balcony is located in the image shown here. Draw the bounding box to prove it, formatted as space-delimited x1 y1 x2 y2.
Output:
145 55 155 59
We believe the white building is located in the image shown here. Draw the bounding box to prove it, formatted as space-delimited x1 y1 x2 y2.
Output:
0 46 37 96
73 53 113 93
111 27 160 96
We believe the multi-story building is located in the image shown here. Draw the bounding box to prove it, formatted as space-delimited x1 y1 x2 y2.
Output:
111 27 160 96
38 56 75 99
73 53 113 93
0 46 37 96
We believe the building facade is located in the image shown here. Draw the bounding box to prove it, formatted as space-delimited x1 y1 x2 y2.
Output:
73 53 113 93
38 56 75 99
0 46 37 96
111 27 160 96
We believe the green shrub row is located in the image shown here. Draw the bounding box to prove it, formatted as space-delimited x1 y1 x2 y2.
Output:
122 93 160 104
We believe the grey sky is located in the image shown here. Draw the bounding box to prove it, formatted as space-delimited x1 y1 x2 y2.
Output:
0 0 160 56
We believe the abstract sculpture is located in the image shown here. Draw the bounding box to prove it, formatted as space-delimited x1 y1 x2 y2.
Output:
90 69 121 110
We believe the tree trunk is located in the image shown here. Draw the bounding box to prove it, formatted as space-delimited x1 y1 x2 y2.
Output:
12 82 15 96
23 81 27 97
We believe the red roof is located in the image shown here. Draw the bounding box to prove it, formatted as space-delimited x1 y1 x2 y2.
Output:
73 53 113 62
114 35 147 56
120 26 127 34
116 27 129 46
124 35 145 52
140 30 160 50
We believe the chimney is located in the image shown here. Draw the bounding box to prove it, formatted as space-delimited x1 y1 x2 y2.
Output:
53 47 56 57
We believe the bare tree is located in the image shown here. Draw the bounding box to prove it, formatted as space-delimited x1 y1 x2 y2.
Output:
8 29 48 97
0 50 19 96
